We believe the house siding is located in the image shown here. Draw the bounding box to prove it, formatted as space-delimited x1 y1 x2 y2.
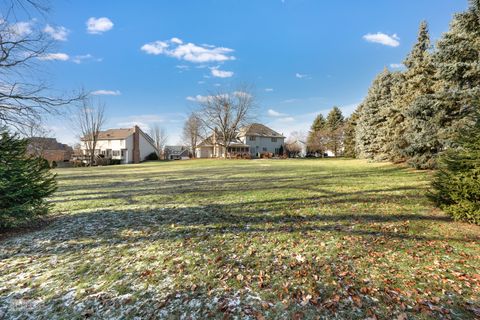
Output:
241 135 285 156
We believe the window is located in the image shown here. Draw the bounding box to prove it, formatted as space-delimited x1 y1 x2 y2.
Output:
112 150 120 157
263 147 267 152
249 136 256 141
121 149 126 157
271 138 277 142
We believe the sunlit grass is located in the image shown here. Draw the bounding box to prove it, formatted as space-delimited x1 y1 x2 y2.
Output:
0 159 479 319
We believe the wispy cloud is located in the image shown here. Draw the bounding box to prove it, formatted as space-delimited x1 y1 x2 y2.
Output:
10 21 33 37
43 24 69 41
91 90 121 96
210 67 234 78
390 63 405 69
141 37 235 63
295 73 309 79
363 32 400 47
86 17 114 34
37 53 69 61
267 109 288 117
72 54 102 64
265 88 274 92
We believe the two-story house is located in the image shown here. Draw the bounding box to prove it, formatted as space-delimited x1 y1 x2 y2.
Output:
196 123 285 158
80 125 157 164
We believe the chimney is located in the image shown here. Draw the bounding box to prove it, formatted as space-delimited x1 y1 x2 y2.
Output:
132 125 140 164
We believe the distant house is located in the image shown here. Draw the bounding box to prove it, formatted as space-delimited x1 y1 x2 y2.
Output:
287 140 307 158
27 137 73 163
164 146 190 160
196 123 285 158
80 125 157 164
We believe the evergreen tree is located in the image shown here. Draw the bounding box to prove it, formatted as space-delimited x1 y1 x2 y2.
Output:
326 107 344 130
310 114 326 132
325 107 345 156
0 131 57 228
343 110 359 158
394 21 436 163
355 68 395 160
430 116 480 224
307 113 327 154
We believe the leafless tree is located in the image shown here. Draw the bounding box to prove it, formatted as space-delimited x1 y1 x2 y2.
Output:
182 112 204 158
0 0 83 132
150 124 167 159
285 131 306 157
74 98 106 166
198 86 255 158
20 120 52 157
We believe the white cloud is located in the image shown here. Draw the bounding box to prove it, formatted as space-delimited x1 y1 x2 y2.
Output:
43 24 69 41
141 37 235 63
72 54 102 64
267 109 288 117
38 53 69 61
10 21 33 36
363 32 400 47
91 90 121 96
390 63 405 69
278 116 295 122
295 73 308 79
210 67 234 78
186 95 209 103
265 88 274 92
86 17 114 34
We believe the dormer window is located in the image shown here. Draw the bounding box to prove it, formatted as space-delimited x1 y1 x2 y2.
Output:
249 136 256 141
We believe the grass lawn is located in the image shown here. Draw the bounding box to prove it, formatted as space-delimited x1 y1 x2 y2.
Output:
1 159 479 319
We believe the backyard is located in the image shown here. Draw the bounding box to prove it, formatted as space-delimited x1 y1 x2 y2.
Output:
0 159 479 319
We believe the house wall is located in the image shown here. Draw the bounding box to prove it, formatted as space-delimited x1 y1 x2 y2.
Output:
81 137 133 164
241 135 285 156
196 146 214 158
138 132 157 161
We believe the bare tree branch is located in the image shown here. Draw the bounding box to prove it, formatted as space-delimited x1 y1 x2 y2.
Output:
198 86 256 158
150 124 167 159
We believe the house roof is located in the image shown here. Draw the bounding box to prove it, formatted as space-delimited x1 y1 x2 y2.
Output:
239 123 285 138
97 128 135 140
165 145 188 154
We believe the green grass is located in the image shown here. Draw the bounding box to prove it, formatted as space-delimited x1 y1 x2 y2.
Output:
1 159 479 319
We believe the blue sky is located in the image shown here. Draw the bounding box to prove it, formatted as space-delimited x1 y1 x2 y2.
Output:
36 0 468 144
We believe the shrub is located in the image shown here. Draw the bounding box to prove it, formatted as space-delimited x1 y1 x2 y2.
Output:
0 131 57 228
145 152 159 161
430 118 480 224
50 160 57 168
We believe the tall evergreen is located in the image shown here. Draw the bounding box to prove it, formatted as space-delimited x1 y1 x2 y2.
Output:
326 107 344 130
0 131 57 228
310 114 326 132
355 68 395 160
343 110 359 158
307 114 327 154
394 21 436 163
325 107 345 156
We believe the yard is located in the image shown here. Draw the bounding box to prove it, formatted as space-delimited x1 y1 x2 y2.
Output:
0 159 479 319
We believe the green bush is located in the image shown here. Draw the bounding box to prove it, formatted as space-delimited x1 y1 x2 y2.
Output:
145 152 159 161
50 160 57 168
430 118 480 225
0 131 57 228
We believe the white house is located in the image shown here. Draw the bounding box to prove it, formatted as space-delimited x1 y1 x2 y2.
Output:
80 125 157 164
196 123 285 158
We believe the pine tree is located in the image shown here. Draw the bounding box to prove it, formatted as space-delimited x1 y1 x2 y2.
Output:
430 116 480 224
394 21 436 163
343 110 359 158
325 107 345 156
307 114 327 155
355 68 395 160
310 114 326 132
0 131 57 228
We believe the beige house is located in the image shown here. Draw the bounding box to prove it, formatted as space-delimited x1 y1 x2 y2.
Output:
196 123 285 158
80 125 157 164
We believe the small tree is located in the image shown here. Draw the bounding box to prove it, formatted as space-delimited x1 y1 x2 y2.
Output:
150 124 167 159
430 117 480 224
182 112 204 158
74 98 106 166
325 107 345 157
0 130 57 228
